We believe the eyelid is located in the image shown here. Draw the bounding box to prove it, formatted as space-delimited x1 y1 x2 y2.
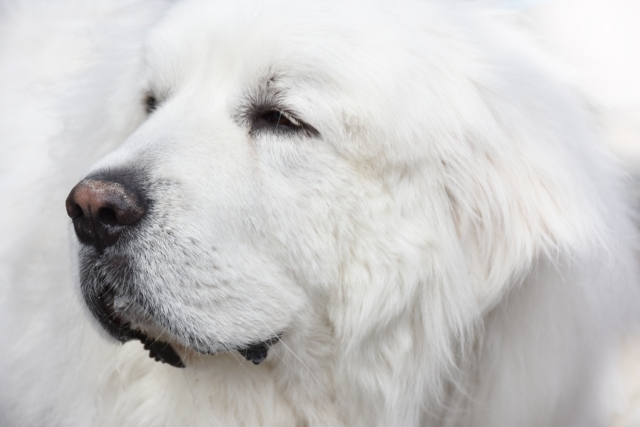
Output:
261 109 302 128
277 110 300 126
251 107 299 131
144 86 173 113
246 103 320 138
145 94 158 113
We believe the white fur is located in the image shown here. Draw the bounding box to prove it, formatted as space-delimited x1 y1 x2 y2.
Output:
1 1 638 426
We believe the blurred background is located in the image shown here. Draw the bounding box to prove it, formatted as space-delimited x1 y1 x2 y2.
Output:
505 0 640 170
506 2 640 425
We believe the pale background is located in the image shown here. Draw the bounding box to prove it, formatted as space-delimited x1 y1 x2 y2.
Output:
508 0 640 170
508 1 640 424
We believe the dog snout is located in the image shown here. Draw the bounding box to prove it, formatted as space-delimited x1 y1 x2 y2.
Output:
66 176 146 250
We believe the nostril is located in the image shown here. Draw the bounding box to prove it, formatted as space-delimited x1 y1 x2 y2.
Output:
98 207 119 227
66 201 84 220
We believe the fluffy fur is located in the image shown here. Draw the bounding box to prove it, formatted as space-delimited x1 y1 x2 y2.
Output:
1 0 638 426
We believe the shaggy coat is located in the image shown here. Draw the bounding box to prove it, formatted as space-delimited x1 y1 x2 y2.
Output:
1 0 638 426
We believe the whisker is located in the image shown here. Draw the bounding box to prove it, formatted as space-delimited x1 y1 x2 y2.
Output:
256 318 314 377
208 294 252 373
182 369 198 404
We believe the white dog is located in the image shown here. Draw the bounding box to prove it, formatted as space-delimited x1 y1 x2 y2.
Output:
1 0 638 426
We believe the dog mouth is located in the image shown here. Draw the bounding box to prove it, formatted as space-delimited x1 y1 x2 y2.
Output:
97 288 186 368
95 286 280 368
237 336 281 365
131 329 187 368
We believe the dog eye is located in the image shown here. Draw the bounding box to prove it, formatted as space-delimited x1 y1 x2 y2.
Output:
250 109 321 137
257 110 298 128
145 95 158 114
246 106 319 138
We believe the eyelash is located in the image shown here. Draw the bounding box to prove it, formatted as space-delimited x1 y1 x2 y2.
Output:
255 109 299 128
145 94 158 114
249 106 318 138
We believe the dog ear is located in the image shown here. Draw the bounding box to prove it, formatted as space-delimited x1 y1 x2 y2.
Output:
441 104 614 313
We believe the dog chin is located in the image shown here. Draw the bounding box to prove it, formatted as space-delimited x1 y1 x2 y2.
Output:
78 250 282 368
115 322 281 368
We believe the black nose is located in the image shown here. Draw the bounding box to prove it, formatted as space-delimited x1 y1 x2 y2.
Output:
65 177 146 250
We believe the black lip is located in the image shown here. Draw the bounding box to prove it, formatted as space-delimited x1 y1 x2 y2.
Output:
80 250 280 369
93 285 136 342
237 336 280 365
130 329 185 368
89 284 186 368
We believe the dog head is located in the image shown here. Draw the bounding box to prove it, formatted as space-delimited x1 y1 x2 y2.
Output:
66 0 609 378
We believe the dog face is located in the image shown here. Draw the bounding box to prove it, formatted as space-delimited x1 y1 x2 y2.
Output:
66 0 601 371
67 0 431 365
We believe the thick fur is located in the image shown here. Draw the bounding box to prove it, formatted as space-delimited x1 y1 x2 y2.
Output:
1 0 638 426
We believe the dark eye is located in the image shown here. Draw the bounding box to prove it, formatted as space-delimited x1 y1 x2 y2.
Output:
145 95 157 114
259 110 295 127
248 107 319 138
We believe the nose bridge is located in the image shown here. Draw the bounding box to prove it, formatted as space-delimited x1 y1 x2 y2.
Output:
84 83 246 205
87 111 178 176
114 69 237 159
139 102 246 178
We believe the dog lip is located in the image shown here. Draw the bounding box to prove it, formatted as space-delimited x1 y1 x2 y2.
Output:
87 267 277 369
237 336 281 365
111 322 186 368
129 329 186 368
95 286 135 342
92 286 186 368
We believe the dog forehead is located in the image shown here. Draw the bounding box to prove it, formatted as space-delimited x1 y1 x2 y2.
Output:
143 0 443 93
139 0 490 166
